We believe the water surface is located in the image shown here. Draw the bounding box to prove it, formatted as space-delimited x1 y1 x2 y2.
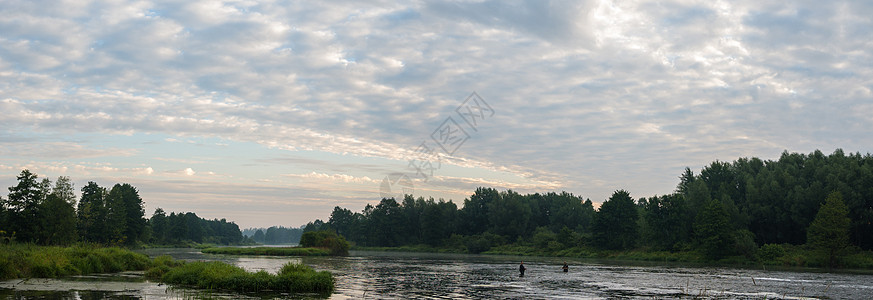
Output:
2 249 871 299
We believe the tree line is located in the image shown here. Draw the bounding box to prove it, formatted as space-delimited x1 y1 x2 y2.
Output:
0 170 244 246
308 149 870 265
242 226 303 244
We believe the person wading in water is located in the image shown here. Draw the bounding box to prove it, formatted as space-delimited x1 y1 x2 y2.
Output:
519 261 526 277
562 262 569 273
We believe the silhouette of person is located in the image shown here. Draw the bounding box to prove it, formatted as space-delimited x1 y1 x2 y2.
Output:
519 261 526 277
562 261 568 273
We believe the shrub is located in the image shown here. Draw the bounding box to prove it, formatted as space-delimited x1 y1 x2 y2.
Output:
299 230 350 256
759 244 786 262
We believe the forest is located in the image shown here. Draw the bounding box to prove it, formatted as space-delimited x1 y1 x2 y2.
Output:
2 149 871 268
307 149 872 267
0 170 244 246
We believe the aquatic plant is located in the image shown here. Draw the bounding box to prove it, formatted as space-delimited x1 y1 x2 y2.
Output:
0 243 151 280
153 260 334 294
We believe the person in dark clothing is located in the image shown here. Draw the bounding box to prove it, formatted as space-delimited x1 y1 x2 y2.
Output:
519 261 526 277
562 262 569 273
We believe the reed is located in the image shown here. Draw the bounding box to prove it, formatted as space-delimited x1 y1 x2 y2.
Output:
0 243 150 280
152 260 334 294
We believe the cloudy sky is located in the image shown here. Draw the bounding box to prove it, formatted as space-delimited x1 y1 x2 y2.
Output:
2 0 871 228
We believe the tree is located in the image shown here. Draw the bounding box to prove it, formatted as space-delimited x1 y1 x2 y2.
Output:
694 200 733 260
38 192 77 245
77 182 108 243
592 190 639 250
328 206 356 239
4 169 44 242
807 192 851 268
641 194 690 250
184 212 203 243
253 229 265 243
488 190 531 239
105 183 146 245
370 198 403 246
461 187 499 235
53 176 77 206
150 208 168 244
300 230 350 255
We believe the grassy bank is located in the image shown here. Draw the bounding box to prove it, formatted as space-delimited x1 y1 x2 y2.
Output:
146 257 334 294
0 243 151 280
201 247 329 256
0 243 337 295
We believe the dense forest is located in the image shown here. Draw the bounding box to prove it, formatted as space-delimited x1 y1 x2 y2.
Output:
0 170 244 246
307 150 872 266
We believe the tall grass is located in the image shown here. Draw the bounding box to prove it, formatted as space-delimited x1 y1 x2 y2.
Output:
201 247 329 256
0 243 151 280
149 260 334 294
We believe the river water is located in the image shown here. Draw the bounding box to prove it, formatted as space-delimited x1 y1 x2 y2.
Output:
2 248 871 299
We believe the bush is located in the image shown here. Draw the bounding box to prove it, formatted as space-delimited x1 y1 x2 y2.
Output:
299 230 350 256
759 244 786 262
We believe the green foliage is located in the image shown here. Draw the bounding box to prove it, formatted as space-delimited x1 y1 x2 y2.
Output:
39 193 77 245
592 190 639 250
150 209 244 246
77 181 109 244
0 244 150 280
807 191 851 268
641 194 690 251
694 200 733 260
201 247 329 256
299 230 350 255
2 170 43 243
155 260 334 294
488 190 532 239
733 229 758 259
758 244 786 262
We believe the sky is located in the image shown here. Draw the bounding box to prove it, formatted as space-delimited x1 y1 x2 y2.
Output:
1 0 871 228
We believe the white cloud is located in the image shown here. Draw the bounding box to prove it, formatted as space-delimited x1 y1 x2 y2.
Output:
2 0 872 225
283 172 379 184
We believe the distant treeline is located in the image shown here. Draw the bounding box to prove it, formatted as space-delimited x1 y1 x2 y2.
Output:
0 170 244 246
308 150 873 266
149 209 244 245
242 226 303 244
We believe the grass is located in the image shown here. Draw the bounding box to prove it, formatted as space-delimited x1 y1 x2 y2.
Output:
0 243 151 280
200 246 330 256
0 243 336 295
146 259 334 294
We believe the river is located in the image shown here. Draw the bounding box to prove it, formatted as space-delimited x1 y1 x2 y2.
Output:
2 248 871 299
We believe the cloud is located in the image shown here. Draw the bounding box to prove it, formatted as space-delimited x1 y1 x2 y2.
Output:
2 0 872 226
282 171 379 184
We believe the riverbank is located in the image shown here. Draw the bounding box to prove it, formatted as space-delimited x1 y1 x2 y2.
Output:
353 243 873 272
201 246 330 256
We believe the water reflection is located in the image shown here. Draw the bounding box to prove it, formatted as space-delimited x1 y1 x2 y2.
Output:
2 249 872 299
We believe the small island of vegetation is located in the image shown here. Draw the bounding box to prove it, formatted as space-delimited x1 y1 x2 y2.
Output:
146 256 334 294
